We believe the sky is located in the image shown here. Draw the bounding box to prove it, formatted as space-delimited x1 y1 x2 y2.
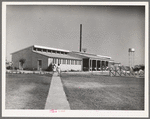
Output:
6 5 145 66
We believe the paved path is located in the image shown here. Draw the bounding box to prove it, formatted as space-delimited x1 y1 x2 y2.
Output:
45 72 70 110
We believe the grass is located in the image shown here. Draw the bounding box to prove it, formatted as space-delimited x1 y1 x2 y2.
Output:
6 73 53 109
61 73 144 110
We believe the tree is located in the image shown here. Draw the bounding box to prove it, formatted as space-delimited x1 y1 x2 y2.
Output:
19 58 26 70
133 64 145 72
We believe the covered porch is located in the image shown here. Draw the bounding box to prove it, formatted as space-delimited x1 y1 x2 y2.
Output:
83 58 110 71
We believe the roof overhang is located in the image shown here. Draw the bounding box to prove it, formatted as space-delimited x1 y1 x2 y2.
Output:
33 51 82 60
34 45 70 52
71 52 113 61
97 55 111 59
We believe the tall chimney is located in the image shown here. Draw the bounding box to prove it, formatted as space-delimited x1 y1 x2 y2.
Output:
80 24 82 52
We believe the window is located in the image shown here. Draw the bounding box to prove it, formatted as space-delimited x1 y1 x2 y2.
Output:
67 60 70 65
106 61 108 66
78 61 81 65
52 50 56 53
71 60 74 65
53 58 55 63
53 58 58 64
54 58 56 64
58 59 61 64
75 60 77 65
56 59 58 64
33 48 36 51
37 48 42 52
63 59 66 64
43 49 47 52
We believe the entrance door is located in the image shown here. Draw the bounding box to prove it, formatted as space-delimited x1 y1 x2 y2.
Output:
19 62 22 70
83 59 89 71
37 60 42 71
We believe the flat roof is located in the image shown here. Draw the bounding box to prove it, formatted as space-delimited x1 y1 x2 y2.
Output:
34 45 70 52
71 52 113 61
97 55 111 59
33 51 82 60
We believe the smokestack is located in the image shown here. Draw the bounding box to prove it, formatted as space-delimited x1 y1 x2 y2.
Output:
80 24 82 52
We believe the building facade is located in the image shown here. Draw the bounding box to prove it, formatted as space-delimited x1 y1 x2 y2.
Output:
11 45 115 71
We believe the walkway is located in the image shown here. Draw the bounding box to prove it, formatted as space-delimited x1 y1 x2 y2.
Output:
44 72 70 110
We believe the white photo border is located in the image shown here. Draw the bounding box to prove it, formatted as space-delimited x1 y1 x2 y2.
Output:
2 1 149 117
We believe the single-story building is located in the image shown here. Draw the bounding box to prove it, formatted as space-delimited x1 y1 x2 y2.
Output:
11 45 115 71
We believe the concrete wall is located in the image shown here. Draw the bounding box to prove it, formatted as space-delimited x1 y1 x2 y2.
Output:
12 47 33 69
32 52 49 70
60 64 82 71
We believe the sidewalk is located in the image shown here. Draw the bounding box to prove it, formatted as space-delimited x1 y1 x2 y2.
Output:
44 72 70 110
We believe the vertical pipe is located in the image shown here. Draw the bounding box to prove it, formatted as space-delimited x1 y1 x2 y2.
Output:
129 51 130 68
89 59 90 71
131 51 132 67
80 24 82 52
91 60 92 71
133 51 134 68
96 60 97 71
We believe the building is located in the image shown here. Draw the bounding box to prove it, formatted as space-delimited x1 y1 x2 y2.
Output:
11 45 115 71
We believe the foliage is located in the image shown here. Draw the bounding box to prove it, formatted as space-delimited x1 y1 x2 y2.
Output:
46 64 53 71
6 66 13 70
19 59 26 65
133 65 145 72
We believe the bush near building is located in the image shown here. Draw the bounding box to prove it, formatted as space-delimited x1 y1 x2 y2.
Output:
133 65 145 72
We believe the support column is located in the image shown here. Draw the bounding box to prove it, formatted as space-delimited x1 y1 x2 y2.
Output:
96 60 97 71
99 60 101 70
81 59 83 71
97 60 100 70
101 61 103 71
104 61 106 70
102 61 103 71
89 59 90 71
91 60 93 71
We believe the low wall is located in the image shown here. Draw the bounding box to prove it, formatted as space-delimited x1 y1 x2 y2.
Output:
60 64 82 71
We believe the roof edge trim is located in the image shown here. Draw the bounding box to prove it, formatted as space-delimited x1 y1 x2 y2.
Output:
34 45 70 52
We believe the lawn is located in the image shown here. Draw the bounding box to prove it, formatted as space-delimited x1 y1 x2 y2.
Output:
6 73 53 109
61 73 144 110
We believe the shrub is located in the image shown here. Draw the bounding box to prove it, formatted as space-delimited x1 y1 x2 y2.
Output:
46 64 53 71
6 66 13 70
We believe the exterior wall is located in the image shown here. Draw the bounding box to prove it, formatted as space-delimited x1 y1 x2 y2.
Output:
51 58 82 71
12 47 82 71
12 47 33 69
32 52 49 70
60 64 81 71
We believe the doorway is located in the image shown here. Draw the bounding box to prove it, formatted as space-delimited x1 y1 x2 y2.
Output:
37 60 42 71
